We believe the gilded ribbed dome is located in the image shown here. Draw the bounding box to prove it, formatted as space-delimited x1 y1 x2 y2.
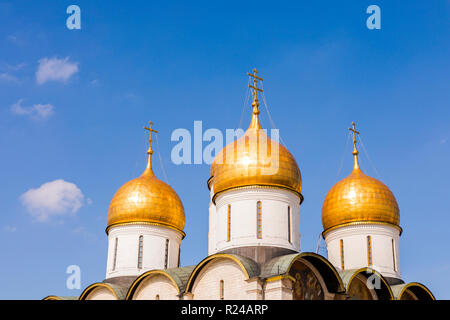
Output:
321 124 400 234
210 70 302 202
107 124 185 235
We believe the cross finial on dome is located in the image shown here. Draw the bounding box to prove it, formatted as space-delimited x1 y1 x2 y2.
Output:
349 121 360 170
247 68 264 129
248 68 263 105
144 121 158 172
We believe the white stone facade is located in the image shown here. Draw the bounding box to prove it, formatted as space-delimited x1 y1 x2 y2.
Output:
189 258 257 300
264 278 293 300
132 274 179 300
106 224 183 279
208 187 301 255
84 287 117 300
324 223 401 279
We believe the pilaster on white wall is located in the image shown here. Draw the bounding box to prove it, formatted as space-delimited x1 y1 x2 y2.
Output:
324 223 401 279
209 187 301 255
106 224 183 279
264 278 293 300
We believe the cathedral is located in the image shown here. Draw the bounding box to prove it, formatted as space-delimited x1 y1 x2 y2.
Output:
45 70 434 300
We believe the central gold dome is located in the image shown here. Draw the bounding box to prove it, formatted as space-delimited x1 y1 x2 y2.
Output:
321 127 400 235
210 71 302 202
107 126 185 235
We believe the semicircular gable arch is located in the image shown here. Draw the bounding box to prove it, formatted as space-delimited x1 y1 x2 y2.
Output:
344 268 394 300
79 282 124 300
125 267 195 300
43 295 77 300
185 253 259 293
261 252 344 295
296 252 345 294
392 282 435 300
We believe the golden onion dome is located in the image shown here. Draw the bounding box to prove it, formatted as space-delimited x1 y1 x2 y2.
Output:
107 123 185 235
321 123 400 235
209 69 302 202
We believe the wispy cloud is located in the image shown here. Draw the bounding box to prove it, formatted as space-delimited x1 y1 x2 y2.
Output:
36 57 78 85
11 99 54 120
3 225 17 233
6 62 26 71
0 72 20 83
20 179 85 222
7 35 18 44
7 34 26 47
0 62 26 84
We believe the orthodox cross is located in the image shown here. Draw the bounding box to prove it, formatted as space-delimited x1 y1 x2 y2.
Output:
144 121 158 155
349 121 360 155
248 68 264 103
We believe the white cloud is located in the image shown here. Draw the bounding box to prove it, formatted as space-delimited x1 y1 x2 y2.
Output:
36 57 78 84
20 179 85 222
11 99 54 120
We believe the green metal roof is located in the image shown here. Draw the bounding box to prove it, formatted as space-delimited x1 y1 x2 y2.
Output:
227 254 260 278
164 265 196 292
104 282 129 300
391 284 407 299
338 269 360 289
260 253 298 277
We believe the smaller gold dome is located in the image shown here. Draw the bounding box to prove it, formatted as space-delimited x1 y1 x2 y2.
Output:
321 125 400 234
209 71 302 202
107 125 185 235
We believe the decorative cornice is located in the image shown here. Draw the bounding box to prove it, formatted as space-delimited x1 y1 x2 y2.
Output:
106 221 186 239
212 184 303 205
322 221 402 238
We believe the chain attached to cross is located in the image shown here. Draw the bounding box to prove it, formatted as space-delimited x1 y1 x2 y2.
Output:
144 121 158 155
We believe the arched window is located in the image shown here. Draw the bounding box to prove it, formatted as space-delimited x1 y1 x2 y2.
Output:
392 239 396 271
220 280 224 300
287 206 291 243
340 239 345 270
155 294 160 300
367 236 373 266
137 235 143 269
112 237 118 271
227 204 231 242
164 239 169 269
256 201 262 239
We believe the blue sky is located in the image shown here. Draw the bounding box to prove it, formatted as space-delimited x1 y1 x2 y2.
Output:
0 1 449 299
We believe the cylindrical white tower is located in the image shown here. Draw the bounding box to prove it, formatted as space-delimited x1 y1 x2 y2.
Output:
208 71 303 263
323 223 400 279
210 187 301 254
105 123 186 279
322 123 401 280
106 224 183 278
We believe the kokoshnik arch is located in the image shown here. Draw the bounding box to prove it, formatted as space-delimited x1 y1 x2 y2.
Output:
45 69 434 301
